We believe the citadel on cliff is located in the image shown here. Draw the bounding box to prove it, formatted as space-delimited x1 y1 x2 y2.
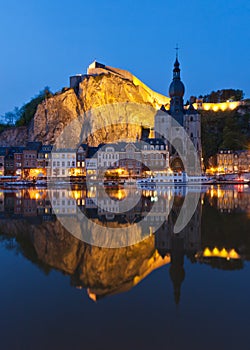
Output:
0 56 249 178
70 56 202 172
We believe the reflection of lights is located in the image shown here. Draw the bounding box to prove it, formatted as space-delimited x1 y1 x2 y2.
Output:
106 189 127 201
87 189 96 198
16 191 22 199
202 247 240 259
71 190 82 200
217 188 223 198
29 189 46 200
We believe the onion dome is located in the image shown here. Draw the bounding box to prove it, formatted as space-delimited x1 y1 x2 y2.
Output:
169 58 185 98
169 79 185 98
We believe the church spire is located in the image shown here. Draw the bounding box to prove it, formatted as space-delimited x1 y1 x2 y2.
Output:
168 51 185 125
175 43 179 59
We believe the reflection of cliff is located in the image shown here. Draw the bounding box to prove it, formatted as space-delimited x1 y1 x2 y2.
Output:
0 217 170 300
0 187 250 302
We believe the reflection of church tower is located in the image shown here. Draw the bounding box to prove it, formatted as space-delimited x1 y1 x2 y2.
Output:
169 237 185 305
169 57 185 126
155 196 202 304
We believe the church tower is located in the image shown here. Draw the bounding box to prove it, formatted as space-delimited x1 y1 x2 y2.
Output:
154 53 202 171
184 104 202 165
169 56 185 126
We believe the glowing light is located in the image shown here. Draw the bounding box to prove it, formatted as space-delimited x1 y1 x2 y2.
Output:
229 249 240 259
195 101 241 112
220 103 227 111
203 247 240 259
229 102 238 110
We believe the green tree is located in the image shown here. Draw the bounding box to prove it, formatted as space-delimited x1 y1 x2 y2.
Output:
15 87 52 127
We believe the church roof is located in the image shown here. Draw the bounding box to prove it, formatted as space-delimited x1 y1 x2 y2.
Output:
185 103 199 115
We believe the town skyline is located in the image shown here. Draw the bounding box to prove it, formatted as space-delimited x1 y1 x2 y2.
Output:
0 0 250 116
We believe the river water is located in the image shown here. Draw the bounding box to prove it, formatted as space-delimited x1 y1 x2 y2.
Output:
0 184 250 349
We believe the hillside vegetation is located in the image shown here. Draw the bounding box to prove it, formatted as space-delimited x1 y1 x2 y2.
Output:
201 106 250 165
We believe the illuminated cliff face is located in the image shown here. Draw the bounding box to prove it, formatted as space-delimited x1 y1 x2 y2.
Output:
31 73 160 146
0 61 243 147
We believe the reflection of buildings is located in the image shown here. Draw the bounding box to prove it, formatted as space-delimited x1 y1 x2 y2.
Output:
0 191 4 212
207 186 250 214
154 186 249 303
155 197 202 304
0 186 249 303
50 190 77 215
0 189 53 221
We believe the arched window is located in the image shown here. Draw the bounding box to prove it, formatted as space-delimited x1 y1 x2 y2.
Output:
190 116 193 122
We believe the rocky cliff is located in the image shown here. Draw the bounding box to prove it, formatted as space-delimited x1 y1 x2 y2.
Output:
0 64 170 146
0 126 29 146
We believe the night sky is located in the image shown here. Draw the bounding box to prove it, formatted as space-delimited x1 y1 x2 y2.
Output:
0 0 249 115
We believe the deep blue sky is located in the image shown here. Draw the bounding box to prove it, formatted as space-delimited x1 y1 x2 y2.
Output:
0 0 250 115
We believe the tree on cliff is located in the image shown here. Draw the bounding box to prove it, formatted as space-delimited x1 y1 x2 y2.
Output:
15 87 52 127
201 108 250 167
201 89 244 103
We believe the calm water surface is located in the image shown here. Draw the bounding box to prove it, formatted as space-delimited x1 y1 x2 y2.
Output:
0 184 250 350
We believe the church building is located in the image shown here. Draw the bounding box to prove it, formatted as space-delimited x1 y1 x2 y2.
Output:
155 55 202 172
